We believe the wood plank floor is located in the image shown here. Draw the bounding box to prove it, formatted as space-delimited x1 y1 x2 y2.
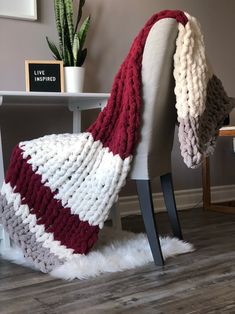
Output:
0 208 235 314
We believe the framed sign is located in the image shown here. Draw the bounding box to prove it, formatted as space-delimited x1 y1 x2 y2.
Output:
25 60 64 92
0 0 37 21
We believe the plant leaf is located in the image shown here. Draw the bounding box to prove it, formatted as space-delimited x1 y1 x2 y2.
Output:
75 0 86 33
77 48 87 67
57 0 65 61
72 33 80 66
48 0 88 66
64 0 74 47
63 11 74 65
46 36 62 60
64 45 72 66
78 15 90 49
54 0 63 48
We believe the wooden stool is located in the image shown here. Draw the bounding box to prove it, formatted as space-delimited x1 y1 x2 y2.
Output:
202 126 235 213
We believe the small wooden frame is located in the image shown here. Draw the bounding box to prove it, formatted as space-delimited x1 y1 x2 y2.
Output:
25 60 64 92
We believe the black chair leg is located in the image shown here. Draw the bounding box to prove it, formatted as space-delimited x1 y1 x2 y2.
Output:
160 173 183 239
136 180 164 266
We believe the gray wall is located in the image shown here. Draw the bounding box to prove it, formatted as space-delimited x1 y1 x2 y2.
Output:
0 0 235 196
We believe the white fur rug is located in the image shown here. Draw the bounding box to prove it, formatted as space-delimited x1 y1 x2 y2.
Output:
1 227 194 280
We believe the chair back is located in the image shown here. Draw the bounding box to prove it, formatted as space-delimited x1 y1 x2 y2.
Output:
130 18 179 179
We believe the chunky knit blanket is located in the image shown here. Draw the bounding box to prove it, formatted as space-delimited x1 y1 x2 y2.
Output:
0 10 233 273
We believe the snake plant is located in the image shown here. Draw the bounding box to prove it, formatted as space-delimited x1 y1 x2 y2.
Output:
46 0 90 67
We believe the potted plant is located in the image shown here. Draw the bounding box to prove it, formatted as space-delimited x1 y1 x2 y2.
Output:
46 0 90 92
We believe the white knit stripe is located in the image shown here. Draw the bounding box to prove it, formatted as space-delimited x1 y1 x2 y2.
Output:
174 13 212 119
1 182 74 260
20 133 92 179
18 133 132 228
70 150 131 227
63 147 106 208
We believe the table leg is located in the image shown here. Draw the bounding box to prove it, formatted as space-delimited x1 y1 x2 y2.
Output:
72 108 81 133
0 124 11 250
68 105 82 133
0 126 4 186
110 202 122 230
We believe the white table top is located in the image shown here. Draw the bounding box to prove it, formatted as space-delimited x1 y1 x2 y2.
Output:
220 126 235 131
0 91 110 106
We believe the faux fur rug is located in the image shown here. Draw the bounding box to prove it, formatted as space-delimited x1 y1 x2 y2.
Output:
1 228 194 280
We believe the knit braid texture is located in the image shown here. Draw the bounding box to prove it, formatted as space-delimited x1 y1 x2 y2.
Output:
174 13 233 167
0 10 233 273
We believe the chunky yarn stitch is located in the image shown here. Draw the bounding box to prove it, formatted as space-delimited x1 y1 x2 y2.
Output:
174 13 233 167
0 10 233 273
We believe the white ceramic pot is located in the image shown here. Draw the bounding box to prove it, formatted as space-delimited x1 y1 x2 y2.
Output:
64 66 85 93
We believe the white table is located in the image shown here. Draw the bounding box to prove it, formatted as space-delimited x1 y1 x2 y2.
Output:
0 91 110 250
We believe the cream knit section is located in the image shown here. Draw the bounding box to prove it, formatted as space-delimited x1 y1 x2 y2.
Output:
1 182 74 260
174 13 212 119
19 133 132 228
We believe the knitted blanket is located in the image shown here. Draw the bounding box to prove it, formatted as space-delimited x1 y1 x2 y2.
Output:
0 10 233 273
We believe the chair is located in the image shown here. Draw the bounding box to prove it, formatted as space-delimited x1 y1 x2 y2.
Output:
126 17 182 266
0 18 182 265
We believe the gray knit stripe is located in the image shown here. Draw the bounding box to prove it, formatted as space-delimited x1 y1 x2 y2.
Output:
178 75 234 168
178 115 202 168
0 194 65 273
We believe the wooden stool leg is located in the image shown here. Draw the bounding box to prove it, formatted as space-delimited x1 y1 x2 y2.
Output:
202 157 211 210
202 156 235 213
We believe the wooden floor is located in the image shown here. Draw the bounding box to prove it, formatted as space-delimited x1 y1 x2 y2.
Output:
1 208 235 314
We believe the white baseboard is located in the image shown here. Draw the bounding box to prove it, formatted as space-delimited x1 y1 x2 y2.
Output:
118 185 235 217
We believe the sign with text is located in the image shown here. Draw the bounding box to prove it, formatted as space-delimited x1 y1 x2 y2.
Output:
25 60 64 92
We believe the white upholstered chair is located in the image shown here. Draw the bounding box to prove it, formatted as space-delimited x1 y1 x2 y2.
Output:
126 18 182 266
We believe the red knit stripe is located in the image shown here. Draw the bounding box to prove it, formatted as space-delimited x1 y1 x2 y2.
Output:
5 145 99 255
87 10 187 160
